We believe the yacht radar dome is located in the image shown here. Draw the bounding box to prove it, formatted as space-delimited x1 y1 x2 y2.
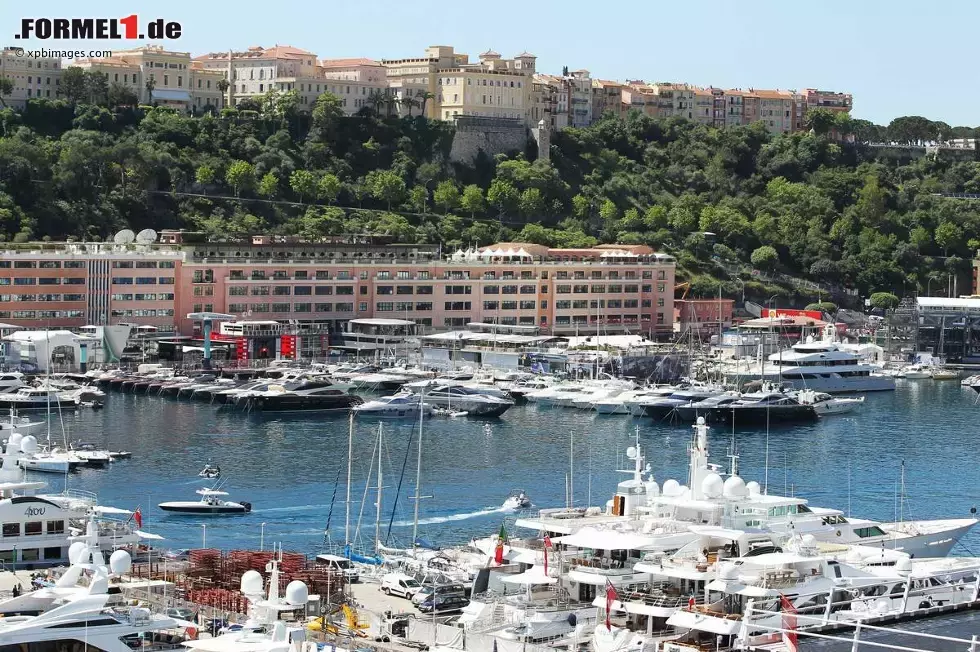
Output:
696 416 706 425
113 229 136 244
8 432 22 448
20 435 37 454
626 446 637 460
662 478 681 497
109 550 132 575
722 475 747 498
68 541 87 564
745 481 761 496
702 472 724 499
241 569 264 595
285 580 308 606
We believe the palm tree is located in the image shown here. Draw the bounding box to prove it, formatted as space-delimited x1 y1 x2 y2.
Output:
400 95 419 117
365 90 384 117
216 78 230 108
416 91 435 118
383 95 398 118
144 77 156 105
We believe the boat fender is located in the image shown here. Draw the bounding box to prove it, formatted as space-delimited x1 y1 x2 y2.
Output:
242 502 252 513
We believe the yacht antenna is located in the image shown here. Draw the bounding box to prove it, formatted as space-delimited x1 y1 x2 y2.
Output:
726 430 739 476
410 391 431 550
587 439 593 507
899 460 905 523
568 431 574 508
374 423 383 554
847 459 851 517
345 412 353 547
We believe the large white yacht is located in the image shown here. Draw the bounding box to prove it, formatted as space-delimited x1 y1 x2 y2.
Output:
0 433 142 567
742 330 896 393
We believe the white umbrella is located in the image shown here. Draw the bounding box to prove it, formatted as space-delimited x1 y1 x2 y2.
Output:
135 530 165 540
515 248 531 258
493 248 507 257
503 248 517 257
480 249 494 258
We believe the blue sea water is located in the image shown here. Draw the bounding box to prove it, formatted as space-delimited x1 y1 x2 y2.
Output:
33 379 980 556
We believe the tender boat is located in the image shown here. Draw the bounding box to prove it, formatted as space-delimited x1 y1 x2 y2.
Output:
502 490 532 510
71 442 112 466
901 363 932 379
199 462 221 478
931 367 959 380
158 487 251 514
353 393 433 418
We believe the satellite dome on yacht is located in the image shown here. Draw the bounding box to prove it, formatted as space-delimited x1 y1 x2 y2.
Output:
662 479 681 497
745 480 761 495
701 472 724 499
723 475 747 498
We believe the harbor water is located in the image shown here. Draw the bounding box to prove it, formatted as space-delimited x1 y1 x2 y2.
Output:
37 379 980 555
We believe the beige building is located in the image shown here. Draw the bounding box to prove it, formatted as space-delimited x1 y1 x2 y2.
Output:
591 79 625 121
383 46 536 123
194 46 387 114
75 45 225 112
0 46 63 107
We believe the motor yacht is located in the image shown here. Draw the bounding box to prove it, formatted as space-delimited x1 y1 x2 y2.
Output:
740 329 896 393
794 388 865 415
159 487 252 514
900 363 932 379
242 384 364 413
675 391 818 426
640 387 724 421
18 439 83 474
0 386 80 411
353 393 433 418
412 384 514 417
70 442 113 466
0 371 27 394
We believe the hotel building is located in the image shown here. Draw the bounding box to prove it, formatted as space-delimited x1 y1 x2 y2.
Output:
0 237 676 352
0 47 63 107
74 45 227 112
193 46 389 114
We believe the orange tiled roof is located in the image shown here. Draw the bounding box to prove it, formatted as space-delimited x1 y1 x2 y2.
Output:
319 57 381 68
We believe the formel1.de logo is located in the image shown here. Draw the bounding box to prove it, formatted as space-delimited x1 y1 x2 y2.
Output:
15 16 182 40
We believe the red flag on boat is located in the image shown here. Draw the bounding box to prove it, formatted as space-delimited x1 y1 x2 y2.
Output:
494 524 506 565
779 594 799 652
543 533 553 575
133 506 142 529
605 578 618 631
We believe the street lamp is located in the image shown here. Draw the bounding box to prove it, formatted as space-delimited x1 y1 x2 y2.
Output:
731 277 745 305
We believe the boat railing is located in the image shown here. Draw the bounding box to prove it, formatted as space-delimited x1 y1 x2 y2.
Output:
569 557 643 576
59 488 98 506
620 590 707 609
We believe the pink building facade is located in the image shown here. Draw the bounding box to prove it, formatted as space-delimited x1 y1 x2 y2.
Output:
0 238 676 340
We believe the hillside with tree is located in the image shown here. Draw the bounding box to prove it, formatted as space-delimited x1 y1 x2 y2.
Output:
1 71 979 306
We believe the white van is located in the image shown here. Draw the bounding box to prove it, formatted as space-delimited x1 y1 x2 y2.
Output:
315 554 361 583
381 573 422 599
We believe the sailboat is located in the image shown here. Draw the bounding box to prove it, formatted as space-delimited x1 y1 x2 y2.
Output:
18 346 81 474
338 416 383 566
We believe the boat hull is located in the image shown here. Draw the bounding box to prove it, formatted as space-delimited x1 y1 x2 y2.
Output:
159 503 251 514
674 405 817 425
245 395 363 413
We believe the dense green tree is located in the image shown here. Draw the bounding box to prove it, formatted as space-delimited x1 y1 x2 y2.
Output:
460 184 486 218
289 169 316 203
317 173 341 204
0 77 14 108
433 180 460 213
226 160 256 197
59 67 87 104
869 292 900 310
519 188 545 217
751 245 779 270
258 172 279 198
368 169 407 210
487 178 519 216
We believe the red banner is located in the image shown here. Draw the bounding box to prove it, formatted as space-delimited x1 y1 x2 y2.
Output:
236 338 248 362
280 335 296 359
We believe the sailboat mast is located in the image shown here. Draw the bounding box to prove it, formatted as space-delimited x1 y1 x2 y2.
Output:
411 391 424 548
374 423 383 554
344 412 353 546
568 431 574 508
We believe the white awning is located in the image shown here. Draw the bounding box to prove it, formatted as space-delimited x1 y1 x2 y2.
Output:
554 527 657 551
501 566 557 585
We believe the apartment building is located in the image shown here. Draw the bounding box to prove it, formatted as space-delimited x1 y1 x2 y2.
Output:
0 243 183 331
591 79 625 121
0 239 676 340
383 46 536 123
193 46 387 114
74 45 226 112
0 47 63 106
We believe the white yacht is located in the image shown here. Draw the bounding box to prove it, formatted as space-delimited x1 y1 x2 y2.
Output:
794 388 865 415
754 333 896 393
409 384 514 417
0 433 142 567
0 371 27 393
0 386 80 410
159 487 252 514
353 393 433 418
0 408 45 436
